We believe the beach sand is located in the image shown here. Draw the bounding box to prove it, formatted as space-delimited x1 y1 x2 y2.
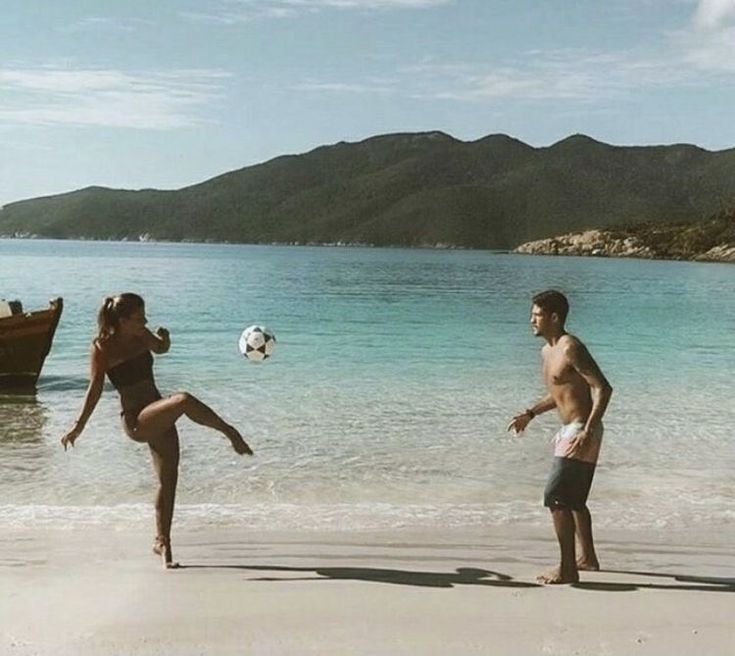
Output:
1 524 733 655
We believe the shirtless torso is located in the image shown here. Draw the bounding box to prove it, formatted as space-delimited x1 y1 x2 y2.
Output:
541 334 594 426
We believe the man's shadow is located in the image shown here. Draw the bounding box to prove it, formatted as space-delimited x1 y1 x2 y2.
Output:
573 570 735 593
182 564 541 589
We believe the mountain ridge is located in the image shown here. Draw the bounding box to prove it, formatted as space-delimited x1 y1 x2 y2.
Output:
2 131 734 249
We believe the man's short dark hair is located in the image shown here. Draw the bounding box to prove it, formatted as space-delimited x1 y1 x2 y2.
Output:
532 289 569 324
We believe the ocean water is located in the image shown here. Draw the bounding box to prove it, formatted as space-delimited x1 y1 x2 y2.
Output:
1 239 733 532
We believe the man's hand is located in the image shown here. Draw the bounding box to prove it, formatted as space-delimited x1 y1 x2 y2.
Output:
61 425 82 451
155 327 169 341
567 428 590 456
507 412 532 435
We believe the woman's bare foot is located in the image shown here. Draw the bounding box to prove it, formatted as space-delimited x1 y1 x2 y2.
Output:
536 566 579 585
153 537 180 569
576 557 600 571
223 425 253 455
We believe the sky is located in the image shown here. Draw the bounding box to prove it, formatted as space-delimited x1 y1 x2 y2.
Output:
2 0 735 206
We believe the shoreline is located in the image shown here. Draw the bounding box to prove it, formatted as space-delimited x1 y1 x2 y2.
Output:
3 233 733 262
0 234 488 250
2 524 733 655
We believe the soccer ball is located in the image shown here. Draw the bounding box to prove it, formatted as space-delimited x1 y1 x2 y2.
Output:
238 325 276 362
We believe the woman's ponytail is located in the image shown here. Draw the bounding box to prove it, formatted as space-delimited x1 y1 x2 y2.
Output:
95 293 144 343
96 296 117 342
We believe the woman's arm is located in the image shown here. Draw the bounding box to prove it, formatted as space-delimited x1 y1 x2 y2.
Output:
61 344 106 450
144 326 170 354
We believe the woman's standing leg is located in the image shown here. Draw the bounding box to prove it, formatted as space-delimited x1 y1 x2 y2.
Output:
148 426 180 568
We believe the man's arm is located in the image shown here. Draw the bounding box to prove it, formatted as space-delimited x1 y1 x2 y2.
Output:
507 393 557 434
566 338 613 434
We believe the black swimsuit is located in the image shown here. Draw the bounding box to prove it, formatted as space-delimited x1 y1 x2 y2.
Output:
107 351 155 390
107 351 161 439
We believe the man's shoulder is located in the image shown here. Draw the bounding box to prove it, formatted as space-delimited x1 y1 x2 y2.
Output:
558 333 587 354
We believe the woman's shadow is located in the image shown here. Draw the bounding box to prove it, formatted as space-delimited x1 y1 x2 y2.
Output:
182 563 541 589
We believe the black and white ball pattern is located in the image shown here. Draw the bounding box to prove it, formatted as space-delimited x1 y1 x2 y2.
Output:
239 325 276 362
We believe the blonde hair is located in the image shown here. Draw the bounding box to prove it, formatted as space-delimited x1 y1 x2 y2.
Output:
96 293 144 342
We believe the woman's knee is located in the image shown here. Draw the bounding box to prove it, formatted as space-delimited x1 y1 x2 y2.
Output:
171 391 195 408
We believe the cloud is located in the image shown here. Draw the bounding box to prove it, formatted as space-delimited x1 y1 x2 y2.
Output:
694 0 735 29
679 0 735 72
0 67 230 129
291 2 735 104
294 38 729 107
280 0 449 6
57 16 154 33
182 0 451 24
292 78 395 94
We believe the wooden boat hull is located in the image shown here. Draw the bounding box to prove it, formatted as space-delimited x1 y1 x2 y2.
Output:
0 298 63 391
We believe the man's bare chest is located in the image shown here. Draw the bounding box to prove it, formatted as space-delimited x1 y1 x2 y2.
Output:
542 353 577 386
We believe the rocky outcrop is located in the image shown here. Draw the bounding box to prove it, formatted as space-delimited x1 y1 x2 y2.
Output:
697 244 735 262
514 207 735 263
515 229 657 259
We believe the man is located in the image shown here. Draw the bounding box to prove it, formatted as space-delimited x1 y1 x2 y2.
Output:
508 290 613 584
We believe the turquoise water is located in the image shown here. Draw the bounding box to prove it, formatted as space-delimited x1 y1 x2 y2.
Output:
1 239 734 531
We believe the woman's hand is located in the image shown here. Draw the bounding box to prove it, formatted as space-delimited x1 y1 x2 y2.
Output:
61 424 82 451
146 326 170 353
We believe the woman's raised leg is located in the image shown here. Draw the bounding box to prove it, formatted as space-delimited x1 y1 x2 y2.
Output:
135 392 252 454
148 426 180 569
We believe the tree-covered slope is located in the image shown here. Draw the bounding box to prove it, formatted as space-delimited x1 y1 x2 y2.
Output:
2 131 734 249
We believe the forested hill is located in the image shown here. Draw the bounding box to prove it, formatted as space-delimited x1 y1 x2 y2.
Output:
2 131 735 249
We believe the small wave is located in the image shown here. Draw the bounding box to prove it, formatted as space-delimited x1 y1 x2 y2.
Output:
0 502 537 531
36 375 94 392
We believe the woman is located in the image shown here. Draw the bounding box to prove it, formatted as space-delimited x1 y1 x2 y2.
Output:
61 293 252 569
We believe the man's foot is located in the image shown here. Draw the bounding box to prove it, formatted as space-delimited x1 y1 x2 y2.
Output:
576 557 600 571
536 567 579 585
224 425 253 455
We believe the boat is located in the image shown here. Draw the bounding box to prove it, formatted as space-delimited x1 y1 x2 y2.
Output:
0 297 63 391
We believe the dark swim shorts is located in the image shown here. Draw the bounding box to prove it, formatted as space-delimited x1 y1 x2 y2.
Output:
543 456 596 511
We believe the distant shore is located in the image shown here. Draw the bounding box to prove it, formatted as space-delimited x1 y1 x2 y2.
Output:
3 228 733 262
1 524 733 655
0 234 488 250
